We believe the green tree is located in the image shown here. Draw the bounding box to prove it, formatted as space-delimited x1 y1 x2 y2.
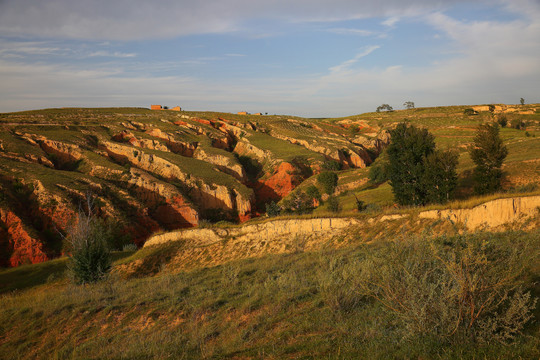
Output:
520 97 525 105
368 150 389 184
376 104 393 112
387 123 435 205
422 150 459 203
403 101 415 109
469 123 508 194
317 171 338 195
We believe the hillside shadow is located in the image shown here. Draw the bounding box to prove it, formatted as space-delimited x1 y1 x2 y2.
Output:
0 251 134 294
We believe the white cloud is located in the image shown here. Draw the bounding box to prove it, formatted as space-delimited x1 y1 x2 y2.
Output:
381 16 399 27
327 28 375 36
328 46 381 75
87 51 136 58
0 0 478 40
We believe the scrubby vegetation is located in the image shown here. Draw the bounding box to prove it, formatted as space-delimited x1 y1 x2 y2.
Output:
0 229 538 359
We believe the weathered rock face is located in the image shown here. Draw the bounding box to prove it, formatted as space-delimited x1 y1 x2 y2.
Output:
101 141 253 220
101 141 189 181
419 195 540 230
145 128 198 157
352 131 391 154
39 140 82 169
256 162 304 203
0 208 48 267
112 130 169 152
233 140 271 162
125 169 198 229
193 148 247 182
144 217 360 248
30 180 75 235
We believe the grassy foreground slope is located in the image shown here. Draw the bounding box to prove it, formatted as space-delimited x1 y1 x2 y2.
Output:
0 227 539 359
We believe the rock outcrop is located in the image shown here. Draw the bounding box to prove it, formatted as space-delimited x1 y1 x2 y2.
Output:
101 141 254 220
256 162 305 203
125 169 199 229
0 207 48 267
419 195 540 230
193 148 247 182
144 217 359 248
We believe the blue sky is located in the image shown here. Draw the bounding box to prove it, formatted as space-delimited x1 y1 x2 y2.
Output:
0 0 538 117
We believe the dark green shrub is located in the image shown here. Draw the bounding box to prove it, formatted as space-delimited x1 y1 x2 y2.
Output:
511 118 526 130
497 114 508 127
368 151 389 184
354 197 367 211
322 160 342 171
66 212 112 284
281 191 314 214
327 196 341 213
265 201 281 217
305 185 321 203
237 155 262 180
317 171 338 195
464 108 478 116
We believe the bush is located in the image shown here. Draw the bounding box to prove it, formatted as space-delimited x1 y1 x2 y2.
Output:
322 160 342 171
122 243 138 252
511 119 526 130
317 171 338 195
281 191 314 214
368 151 389 184
354 197 367 211
265 201 281 217
305 185 321 203
66 203 112 284
326 196 341 213
358 233 537 343
497 114 508 127
464 108 478 116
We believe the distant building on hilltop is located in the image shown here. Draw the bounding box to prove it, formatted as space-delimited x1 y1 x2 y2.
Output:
253 112 262 116
151 105 182 111
238 111 248 115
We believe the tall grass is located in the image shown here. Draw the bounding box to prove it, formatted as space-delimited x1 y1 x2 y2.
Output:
0 229 538 359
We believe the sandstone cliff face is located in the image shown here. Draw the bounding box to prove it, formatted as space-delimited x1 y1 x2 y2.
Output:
419 195 540 230
145 128 198 157
125 169 199 229
193 148 247 182
256 162 304 203
100 141 253 219
144 217 359 248
233 140 272 162
0 207 48 267
39 140 83 169
270 132 371 169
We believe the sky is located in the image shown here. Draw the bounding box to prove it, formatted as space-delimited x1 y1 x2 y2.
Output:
0 0 538 117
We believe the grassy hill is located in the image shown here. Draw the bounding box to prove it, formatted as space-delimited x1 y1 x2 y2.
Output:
0 104 539 358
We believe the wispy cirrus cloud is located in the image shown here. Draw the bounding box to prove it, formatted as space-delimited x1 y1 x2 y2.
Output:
327 28 375 36
87 50 137 58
